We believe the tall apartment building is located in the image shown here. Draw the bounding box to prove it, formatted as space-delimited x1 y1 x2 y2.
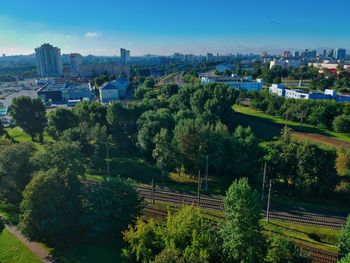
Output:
69 53 82 76
35 43 63 77
334 48 347 60
120 48 130 65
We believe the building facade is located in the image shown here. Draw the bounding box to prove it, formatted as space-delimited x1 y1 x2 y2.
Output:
334 48 347 60
69 53 82 76
120 48 130 65
37 82 94 104
99 78 129 103
201 76 263 92
35 43 63 77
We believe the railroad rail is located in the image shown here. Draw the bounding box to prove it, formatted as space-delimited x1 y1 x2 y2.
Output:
142 207 339 263
137 186 346 228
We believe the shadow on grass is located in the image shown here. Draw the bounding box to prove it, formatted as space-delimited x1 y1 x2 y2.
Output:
51 241 125 263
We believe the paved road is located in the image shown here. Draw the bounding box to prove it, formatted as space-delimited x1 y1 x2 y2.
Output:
0 89 37 107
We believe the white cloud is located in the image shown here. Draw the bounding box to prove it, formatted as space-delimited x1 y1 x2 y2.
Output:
84 32 101 38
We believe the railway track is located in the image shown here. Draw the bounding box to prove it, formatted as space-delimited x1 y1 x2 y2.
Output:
82 181 347 228
137 186 346 228
142 207 339 263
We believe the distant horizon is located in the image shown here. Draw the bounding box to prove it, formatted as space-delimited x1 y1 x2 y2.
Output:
1 0 350 56
1 45 348 57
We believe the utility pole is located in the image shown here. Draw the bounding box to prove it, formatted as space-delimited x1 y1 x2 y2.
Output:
151 178 155 205
106 142 110 180
205 155 209 192
266 179 272 223
197 170 201 207
261 162 267 203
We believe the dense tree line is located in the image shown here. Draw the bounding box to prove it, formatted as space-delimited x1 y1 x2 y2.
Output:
123 178 309 263
250 91 350 132
264 128 339 195
0 138 142 246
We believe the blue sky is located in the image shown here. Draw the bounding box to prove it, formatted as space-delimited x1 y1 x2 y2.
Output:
1 0 350 56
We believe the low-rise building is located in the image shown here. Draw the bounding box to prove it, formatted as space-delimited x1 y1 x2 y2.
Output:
99 78 129 103
201 76 263 92
37 82 94 104
269 84 350 102
270 59 301 69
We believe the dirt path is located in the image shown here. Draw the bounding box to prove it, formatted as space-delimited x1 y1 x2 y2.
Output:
5 224 52 263
294 132 350 149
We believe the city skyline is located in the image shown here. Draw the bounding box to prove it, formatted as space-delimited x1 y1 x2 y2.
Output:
1 0 350 56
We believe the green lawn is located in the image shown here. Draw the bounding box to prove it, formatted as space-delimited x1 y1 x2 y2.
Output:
0 228 41 263
52 241 124 263
3 127 53 150
262 220 340 253
233 104 350 145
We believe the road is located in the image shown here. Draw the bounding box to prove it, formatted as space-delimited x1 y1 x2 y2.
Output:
0 89 37 107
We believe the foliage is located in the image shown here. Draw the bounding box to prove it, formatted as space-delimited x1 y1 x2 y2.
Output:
74 101 107 127
10 96 47 142
221 178 266 263
265 236 310 263
333 114 350 133
0 141 35 203
339 215 350 259
250 91 347 131
122 218 163 262
339 253 350 263
31 140 85 177
137 108 173 156
264 128 339 195
337 148 350 177
123 206 221 263
152 128 178 170
19 169 81 245
80 177 142 242
46 108 78 139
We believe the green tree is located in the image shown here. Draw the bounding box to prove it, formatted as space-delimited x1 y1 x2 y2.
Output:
80 177 142 242
46 108 78 139
0 141 35 203
123 218 164 262
333 114 350 133
74 101 107 127
221 178 265 263
31 140 85 177
123 206 221 263
152 128 177 170
19 169 81 245
10 96 47 142
339 215 350 259
137 108 173 156
339 253 350 263
265 236 310 263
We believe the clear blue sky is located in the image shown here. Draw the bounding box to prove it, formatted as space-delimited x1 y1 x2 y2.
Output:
1 0 349 56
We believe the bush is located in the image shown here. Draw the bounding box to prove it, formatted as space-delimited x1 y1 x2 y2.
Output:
333 115 350 133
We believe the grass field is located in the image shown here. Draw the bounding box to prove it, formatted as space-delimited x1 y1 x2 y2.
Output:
233 104 350 147
0 228 41 263
3 127 53 151
262 220 340 253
